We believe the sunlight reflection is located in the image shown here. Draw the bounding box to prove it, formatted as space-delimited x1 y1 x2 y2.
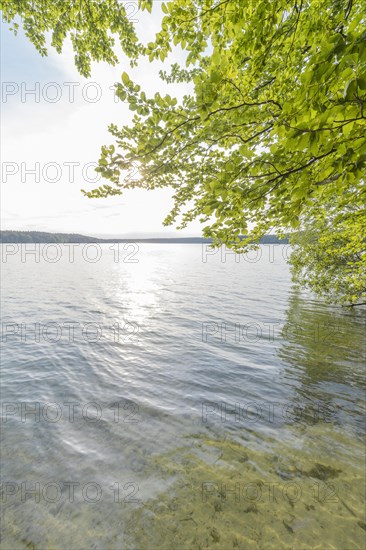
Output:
114 253 162 326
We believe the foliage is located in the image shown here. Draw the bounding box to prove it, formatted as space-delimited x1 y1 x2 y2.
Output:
0 0 148 76
86 1 365 253
289 187 366 304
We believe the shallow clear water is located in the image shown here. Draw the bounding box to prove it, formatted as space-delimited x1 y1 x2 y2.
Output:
1 244 365 549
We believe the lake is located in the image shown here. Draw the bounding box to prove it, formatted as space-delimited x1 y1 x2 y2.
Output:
1 244 365 549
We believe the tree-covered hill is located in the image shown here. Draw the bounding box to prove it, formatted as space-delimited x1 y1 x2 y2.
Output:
0 231 288 244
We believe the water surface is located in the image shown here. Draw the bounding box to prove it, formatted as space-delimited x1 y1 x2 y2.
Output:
1 244 365 549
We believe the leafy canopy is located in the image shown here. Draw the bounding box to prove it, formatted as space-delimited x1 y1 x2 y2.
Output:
290 187 366 304
88 1 365 237
1 0 151 76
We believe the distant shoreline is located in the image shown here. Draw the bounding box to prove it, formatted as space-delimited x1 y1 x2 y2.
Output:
0 231 289 244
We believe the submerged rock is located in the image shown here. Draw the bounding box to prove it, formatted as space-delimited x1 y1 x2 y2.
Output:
307 463 341 480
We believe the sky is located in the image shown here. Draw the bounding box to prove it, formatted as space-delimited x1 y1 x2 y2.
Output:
1 4 204 238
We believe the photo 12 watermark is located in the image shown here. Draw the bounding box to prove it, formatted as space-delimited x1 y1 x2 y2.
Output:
201 401 337 425
1 243 139 263
201 320 343 344
1 400 142 424
201 480 339 504
201 243 291 263
1 161 138 184
1 320 140 343
1 480 140 504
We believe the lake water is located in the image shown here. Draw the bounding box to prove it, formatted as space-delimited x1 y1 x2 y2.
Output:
1 244 365 549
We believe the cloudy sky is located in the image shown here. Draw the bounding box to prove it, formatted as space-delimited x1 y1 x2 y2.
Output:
1 4 204 237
